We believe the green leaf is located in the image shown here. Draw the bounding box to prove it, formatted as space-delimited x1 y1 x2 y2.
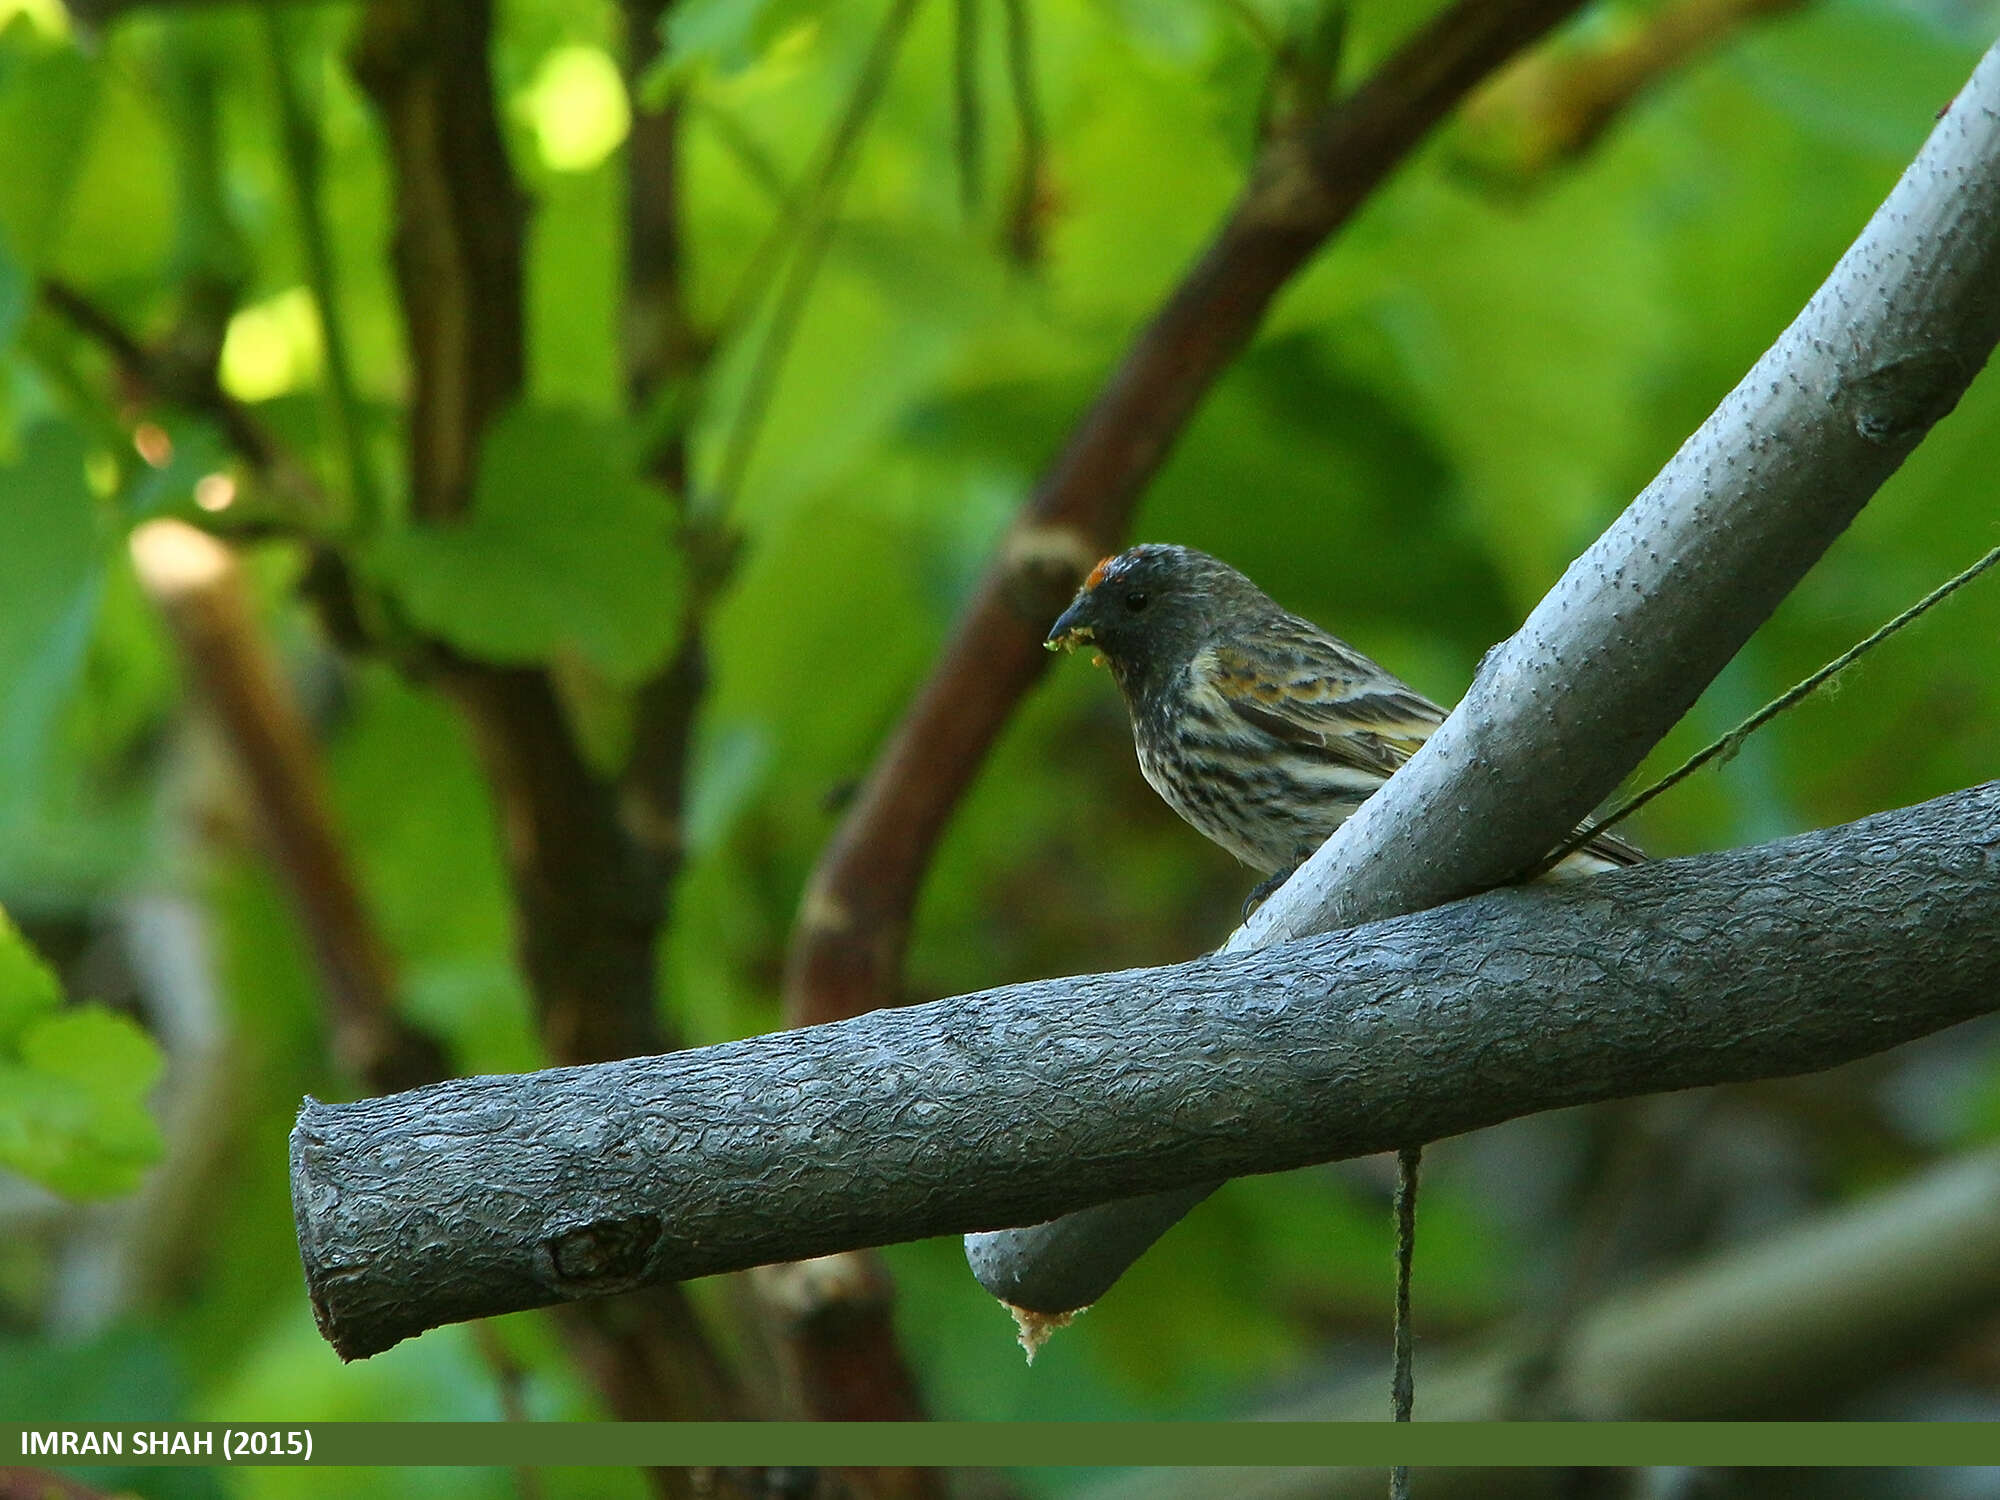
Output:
0 421 106 835
0 230 24 352
0 905 163 1199
0 26 99 273
0 902 61 1039
380 405 685 683
657 0 822 85
50 57 177 287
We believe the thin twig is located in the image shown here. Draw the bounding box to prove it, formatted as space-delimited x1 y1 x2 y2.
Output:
706 0 925 514
999 0 1045 265
1536 540 2000 874
707 0 925 374
1392 1145 1420 1423
37 278 320 510
1389 1144 1421 1499
129 520 447 1093
263 3 382 536
954 0 985 216
693 98 794 204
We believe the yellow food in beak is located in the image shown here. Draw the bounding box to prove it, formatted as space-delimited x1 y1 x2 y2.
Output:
1045 624 1095 653
1044 593 1097 653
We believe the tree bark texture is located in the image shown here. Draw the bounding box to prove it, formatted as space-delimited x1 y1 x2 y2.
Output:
969 31 2000 1315
295 782 2000 1357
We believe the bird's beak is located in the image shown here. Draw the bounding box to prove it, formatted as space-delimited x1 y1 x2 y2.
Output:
1044 597 1095 653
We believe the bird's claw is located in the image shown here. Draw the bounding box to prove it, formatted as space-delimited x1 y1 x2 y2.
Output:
1241 861 1301 922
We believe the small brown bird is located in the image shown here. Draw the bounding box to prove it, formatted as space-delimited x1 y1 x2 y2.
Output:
1045 544 1642 908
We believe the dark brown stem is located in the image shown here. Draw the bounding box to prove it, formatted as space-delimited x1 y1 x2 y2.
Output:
349 0 742 1428
999 0 1046 265
622 0 942 1458
783 0 1589 1029
623 2 698 438
349 0 524 525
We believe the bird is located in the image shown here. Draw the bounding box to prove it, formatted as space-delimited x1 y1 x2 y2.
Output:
1044 543 1642 911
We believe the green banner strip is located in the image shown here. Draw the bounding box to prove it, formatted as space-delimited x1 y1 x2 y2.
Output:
6 1423 2000 1468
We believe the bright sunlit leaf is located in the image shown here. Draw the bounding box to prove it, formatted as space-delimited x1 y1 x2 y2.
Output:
0 0 67 37
218 286 324 403
522 45 630 173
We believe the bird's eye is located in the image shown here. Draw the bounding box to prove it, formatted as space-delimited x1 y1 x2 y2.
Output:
1124 591 1149 613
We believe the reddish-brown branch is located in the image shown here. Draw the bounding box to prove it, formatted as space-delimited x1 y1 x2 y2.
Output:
783 0 1590 1028
133 526 448 1094
349 0 743 1441
754 1256 932 1429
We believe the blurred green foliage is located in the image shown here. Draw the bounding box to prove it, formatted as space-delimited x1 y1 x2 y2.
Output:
0 902 162 1196
2 0 2000 1487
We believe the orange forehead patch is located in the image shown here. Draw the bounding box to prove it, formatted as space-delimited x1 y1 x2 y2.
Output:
1083 554 1117 591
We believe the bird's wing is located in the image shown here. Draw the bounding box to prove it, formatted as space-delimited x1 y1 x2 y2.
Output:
1200 630 1650 870
1199 638 1446 781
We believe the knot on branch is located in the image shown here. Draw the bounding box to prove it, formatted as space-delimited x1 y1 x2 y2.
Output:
544 1212 663 1291
1848 348 1967 445
1243 132 1340 233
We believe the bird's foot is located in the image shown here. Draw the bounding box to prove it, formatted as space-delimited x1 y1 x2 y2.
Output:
1242 862 1301 922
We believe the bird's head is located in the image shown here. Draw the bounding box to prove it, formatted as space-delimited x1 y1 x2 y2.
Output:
1045 544 1267 689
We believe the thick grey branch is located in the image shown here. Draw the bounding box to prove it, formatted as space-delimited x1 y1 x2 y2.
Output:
294 783 2000 1358
968 31 2000 1315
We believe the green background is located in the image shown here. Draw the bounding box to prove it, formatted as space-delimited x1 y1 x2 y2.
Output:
3 0 2000 1494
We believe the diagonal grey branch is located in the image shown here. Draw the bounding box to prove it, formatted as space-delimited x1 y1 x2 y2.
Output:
293 781 2000 1359
966 32 2000 1317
